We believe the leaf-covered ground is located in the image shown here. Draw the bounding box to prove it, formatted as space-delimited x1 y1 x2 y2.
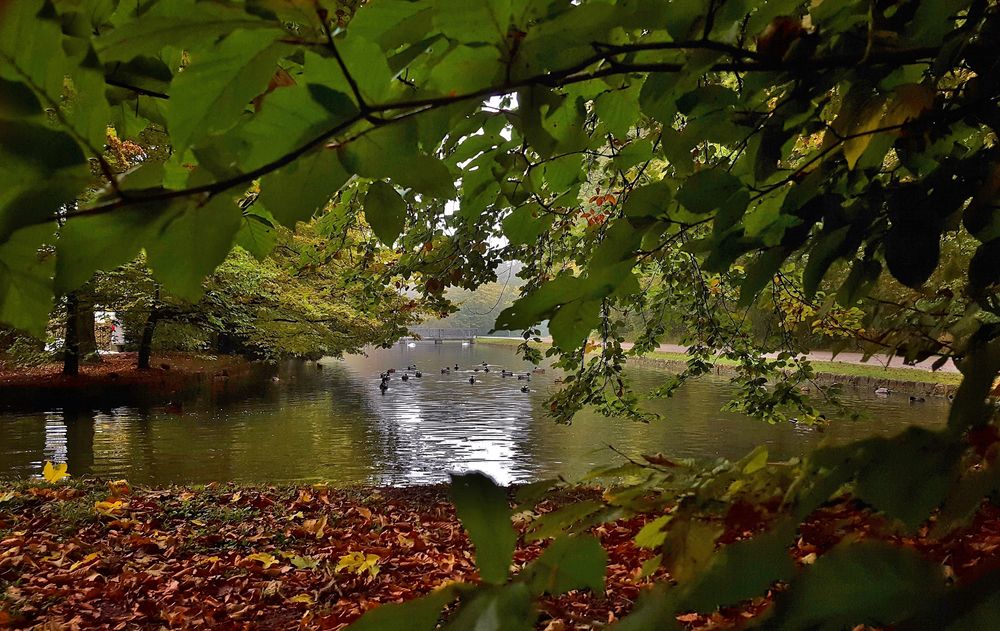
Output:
1 481 998 629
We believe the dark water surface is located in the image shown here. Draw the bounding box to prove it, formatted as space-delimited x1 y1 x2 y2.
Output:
0 343 949 485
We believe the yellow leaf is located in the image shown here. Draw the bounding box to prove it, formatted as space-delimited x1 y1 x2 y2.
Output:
290 555 318 570
42 461 69 484
0 491 16 503
741 446 769 475
94 500 127 517
289 594 314 605
108 479 131 496
69 552 100 571
246 552 279 568
335 551 381 579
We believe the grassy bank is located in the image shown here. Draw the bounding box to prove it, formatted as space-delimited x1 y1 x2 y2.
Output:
2 478 998 630
476 337 962 389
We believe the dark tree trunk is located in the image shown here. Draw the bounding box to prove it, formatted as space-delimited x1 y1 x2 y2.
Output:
76 296 98 360
137 310 158 370
63 293 80 376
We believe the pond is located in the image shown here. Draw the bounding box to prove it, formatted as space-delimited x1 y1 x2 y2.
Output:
0 343 949 486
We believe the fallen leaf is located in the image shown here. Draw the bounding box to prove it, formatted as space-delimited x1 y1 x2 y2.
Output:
42 461 69 483
246 552 279 569
94 500 127 517
108 479 131 496
290 555 318 570
289 594 314 605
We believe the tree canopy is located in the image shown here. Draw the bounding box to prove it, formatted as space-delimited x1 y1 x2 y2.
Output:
2 0 1000 627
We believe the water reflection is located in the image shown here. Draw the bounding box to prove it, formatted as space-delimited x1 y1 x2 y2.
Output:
0 343 950 485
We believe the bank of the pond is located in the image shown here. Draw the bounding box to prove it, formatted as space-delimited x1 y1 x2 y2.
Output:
476 338 962 397
0 353 258 409
2 479 999 630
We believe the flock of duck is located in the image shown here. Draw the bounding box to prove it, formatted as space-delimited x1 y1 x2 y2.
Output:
873 386 932 403
377 362 543 394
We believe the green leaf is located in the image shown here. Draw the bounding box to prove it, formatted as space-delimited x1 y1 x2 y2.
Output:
525 499 603 541
502 204 552 246
427 45 503 94
235 210 277 260
595 86 640 138
0 120 89 241
634 515 671 549
623 181 672 219
433 0 512 45
145 194 243 301
739 248 787 307
450 472 516 584
522 534 607 595
260 146 352 227
762 541 946 631
364 181 407 246
676 169 742 214
852 428 962 530
802 225 851 298
680 522 797 613
0 224 55 336
55 203 172 295
443 583 534 631
167 30 287 154
345 584 461 631
95 0 281 62
661 519 723 583
349 0 434 52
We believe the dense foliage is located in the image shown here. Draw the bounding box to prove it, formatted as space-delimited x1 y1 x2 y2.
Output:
2 0 1000 628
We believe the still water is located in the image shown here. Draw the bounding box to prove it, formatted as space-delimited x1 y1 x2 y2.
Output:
0 343 949 486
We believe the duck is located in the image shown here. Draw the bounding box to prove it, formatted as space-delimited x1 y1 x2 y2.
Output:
532 368 546 374
401 373 410 381
469 376 476 384
271 376 280 382
874 387 891 396
909 396 926 403
407 364 417 371
484 367 490 373
520 385 529 393
414 371 422 378
387 368 396 374
454 364 460 370
379 381 388 393
517 374 530 381
474 368 480 372
441 367 450 374
481 361 488 367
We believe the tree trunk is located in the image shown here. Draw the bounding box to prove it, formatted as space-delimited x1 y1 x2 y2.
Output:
76 296 98 360
137 310 158 370
63 293 80 376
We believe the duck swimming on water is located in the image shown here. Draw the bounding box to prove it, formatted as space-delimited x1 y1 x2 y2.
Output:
379 381 388 393
520 385 529 393
469 376 476 384
401 373 409 381
415 371 422 378
441 368 450 374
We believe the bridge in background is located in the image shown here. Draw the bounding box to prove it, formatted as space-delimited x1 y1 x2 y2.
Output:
402 327 478 343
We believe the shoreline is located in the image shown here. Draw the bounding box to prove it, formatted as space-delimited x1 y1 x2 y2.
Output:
0 353 261 409
475 337 962 397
